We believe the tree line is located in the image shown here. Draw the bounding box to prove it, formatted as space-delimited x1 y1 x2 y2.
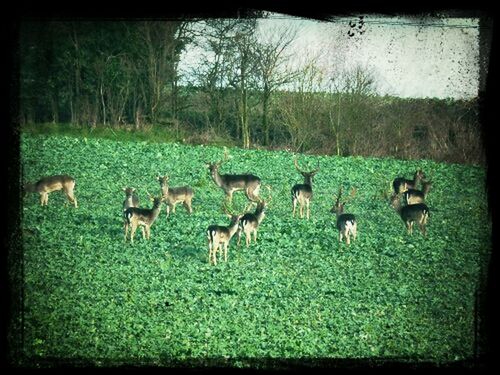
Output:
19 18 484 165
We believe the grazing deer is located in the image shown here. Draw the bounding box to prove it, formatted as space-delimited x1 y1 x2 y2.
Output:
206 149 262 203
403 180 432 205
390 194 429 236
158 175 194 217
207 205 244 265
237 186 272 247
331 187 358 245
124 194 163 244
24 175 78 207
392 169 425 195
122 187 140 211
291 158 320 219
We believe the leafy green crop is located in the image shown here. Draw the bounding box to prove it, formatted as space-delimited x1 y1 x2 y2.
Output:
18 134 491 367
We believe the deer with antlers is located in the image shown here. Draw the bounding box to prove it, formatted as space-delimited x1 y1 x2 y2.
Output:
24 175 78 208
158 175 194 218
124 193 163 244
237 186 272 248
392 169 426 195
390 193 429 236
331 187 358 245
207 204 245 265
206 149 262 203
291 157 320 219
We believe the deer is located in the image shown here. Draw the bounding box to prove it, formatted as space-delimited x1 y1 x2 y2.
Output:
403 179 432 205
331 187 358 245
24 175 78 208
207 204 245 265
390 193 430 236
157 175 194 218
123 193 163 244
392 169 426 195
206 149 262 203
291 157 320 219
237 186 272 248
122 187 140 211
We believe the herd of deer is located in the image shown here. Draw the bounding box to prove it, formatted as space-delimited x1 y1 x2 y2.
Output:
23 151 432 266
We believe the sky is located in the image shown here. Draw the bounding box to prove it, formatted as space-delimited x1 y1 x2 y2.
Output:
180 13 482 100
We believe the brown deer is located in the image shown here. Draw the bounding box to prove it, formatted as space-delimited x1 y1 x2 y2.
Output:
158 175 194 217
24 175 78 207
207 204 245 265
390 193 430 236
206 149 262 203
403 180 432 205
331 187 358 245
291 158 320 219
122 187 139 211
237 186 272 247
124 194 163 244
392 169 425 195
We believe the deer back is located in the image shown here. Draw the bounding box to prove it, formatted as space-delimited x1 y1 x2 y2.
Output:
33 175 75 193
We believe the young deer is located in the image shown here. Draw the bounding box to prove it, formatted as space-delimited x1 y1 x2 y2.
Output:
124 194 163 244
24 175 78 207
122 187 140 211
403 180 432 205
392 169 425 195
206 149 262 203
291 158 320 219
207 205 244 265
237 186 272 247
331 187 358 245
390 194 430 236
158 175 194 217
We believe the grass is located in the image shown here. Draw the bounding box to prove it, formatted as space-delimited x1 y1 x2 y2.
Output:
16 132 491 367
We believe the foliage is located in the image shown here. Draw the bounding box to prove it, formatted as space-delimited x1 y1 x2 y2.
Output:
18 134 491 366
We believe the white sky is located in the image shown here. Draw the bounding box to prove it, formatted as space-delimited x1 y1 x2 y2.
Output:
180 14 481 100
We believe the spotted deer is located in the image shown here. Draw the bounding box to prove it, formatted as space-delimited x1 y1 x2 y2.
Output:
237 186 272 247
124 194 163 244
403 180 432 205
331 187 358 245
206 149 262 203
392 169 425 195
24 175 78 207
390 193 429 236
291 158 320 219
207 205 245 265
158 175 194 217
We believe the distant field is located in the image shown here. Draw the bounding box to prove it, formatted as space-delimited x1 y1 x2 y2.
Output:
17 134 491 367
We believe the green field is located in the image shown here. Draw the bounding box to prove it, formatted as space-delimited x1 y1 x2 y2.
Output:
18 134 491 366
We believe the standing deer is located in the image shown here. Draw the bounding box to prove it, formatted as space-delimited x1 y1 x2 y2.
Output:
207 205 244 265
124 194 163 244
24 175 78 207
122 187 139 211
331 187 358 245
291 158 320 219
392 169 425 195
206 149 262 203
390 193 429 236
158 175 194 217
237 186 272 247
403 180 432 205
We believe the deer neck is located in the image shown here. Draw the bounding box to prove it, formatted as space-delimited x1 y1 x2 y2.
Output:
303 176 313 186
211 169 226 188
228 219 240 237
161 185 169 198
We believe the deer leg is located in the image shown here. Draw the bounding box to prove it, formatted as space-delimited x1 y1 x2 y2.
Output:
166 204 171 218
183 200 192 214
130 224 137 244
124 222 129 242
172 203 177 213
345 230 351 245
306 200 310 219
292 198 297 217
141 226 146 240
224 242 228 262
65 189 77 208
253 230 257 244
352 224 357 241
246 230 250 247
339 231 343 243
